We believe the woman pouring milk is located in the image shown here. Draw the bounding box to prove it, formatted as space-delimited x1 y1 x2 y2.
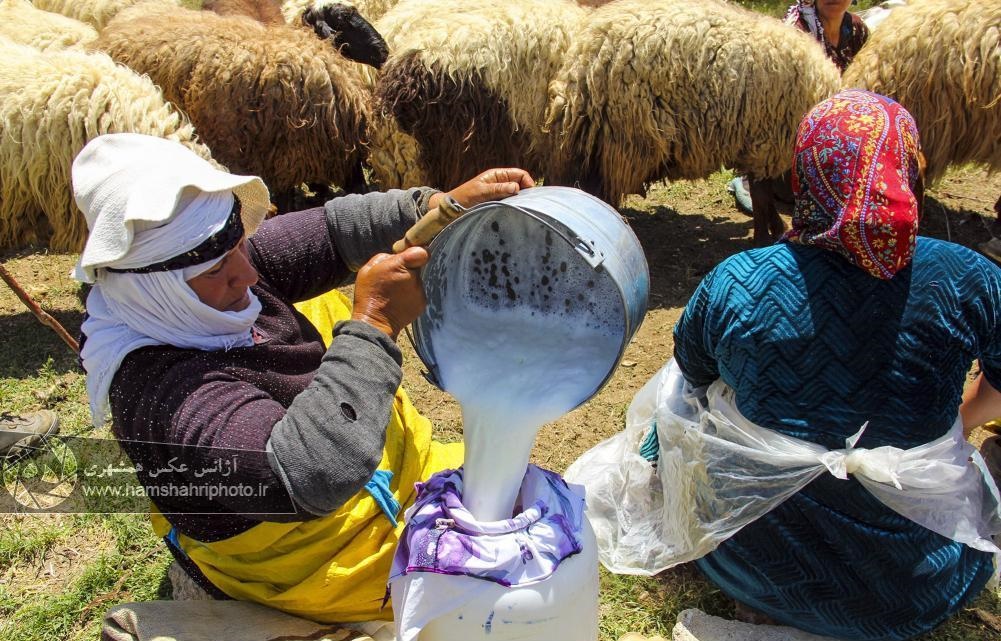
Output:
70 132 534 622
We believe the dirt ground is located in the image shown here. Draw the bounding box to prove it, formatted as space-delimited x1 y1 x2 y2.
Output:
401 167 1001 475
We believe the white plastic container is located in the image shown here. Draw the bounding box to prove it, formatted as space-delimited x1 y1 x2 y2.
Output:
392 519 599 641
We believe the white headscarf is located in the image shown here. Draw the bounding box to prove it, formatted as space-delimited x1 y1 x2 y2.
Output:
71 134 271 426
79 192 263 426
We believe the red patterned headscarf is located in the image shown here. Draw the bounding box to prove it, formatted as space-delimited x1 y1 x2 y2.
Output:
783 90 922 279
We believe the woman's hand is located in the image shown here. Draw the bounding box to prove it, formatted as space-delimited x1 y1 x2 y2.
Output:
430 168 536 210
960 368 1001 437
351 247 429 339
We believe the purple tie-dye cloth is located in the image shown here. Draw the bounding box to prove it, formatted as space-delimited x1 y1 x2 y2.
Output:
389 464 586 587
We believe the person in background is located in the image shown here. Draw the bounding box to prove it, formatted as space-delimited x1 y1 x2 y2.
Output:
676 90 1000 640
729 0 870 226
71 133 534 624
786 0 869 72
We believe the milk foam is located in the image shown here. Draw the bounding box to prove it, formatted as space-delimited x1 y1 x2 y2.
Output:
429 293 621 522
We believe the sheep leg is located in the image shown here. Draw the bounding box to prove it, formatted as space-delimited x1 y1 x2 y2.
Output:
344 162 367 195
749 178 786 247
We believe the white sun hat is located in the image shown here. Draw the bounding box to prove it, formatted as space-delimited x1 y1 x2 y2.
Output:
72 133 271 283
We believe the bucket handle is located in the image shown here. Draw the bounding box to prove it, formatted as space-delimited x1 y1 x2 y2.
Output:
405 325 444 389
498 204 606 269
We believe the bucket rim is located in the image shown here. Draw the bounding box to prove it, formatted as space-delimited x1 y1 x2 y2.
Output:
413 192 648 410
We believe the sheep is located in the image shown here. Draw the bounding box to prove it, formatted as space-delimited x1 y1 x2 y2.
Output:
365 109 428 190
369 0 587 190
29 0 180 31
205 0 285 24
843 0 1001 191
95 3 372 206
214 0 389 68
281 0 398 25
0 0 98 51
545 0 842 245
0 37 214 251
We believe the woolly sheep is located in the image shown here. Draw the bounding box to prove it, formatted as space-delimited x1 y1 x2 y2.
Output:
96 3 372 202
0 37 213 251
282 0 608 23
0 0 98 51
30 0 179 30
280 0 601 20
205 0 285 24
843 0 1000 187
281 0 397 25
370 0 587 189
545 0 842 244
365 110 428 190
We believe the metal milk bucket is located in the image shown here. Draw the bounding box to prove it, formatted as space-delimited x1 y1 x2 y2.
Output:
412 186 649 408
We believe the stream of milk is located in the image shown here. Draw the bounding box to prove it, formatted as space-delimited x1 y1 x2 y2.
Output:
429 296 621 522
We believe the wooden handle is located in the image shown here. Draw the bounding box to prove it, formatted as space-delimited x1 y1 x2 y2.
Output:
392 195 464 253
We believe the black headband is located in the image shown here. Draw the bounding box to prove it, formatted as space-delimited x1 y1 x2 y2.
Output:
107 196 245 274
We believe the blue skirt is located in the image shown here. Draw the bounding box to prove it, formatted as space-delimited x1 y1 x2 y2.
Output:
695 474 995 640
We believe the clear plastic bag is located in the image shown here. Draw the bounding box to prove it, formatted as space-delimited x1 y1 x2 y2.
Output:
565 359 1001 575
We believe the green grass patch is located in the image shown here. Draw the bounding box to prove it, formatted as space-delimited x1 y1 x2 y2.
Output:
598 565 733 639
0 514 169 641
0 517 72 568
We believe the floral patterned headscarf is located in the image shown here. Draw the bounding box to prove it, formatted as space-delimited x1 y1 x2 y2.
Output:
783 90 922 279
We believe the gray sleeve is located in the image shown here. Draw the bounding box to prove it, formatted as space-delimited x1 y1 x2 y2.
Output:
265 320 403 516
325 187 441 271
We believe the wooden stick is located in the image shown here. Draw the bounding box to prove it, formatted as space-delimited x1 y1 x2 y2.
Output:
392 195 465 253
0 261 79 354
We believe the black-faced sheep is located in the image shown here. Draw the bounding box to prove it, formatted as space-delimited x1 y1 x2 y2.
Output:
0 37 214 251
95 3 372 205
0 0 97 51
545 0 842 245
843 0 1000 193
29 0 180 30
370 0 587 190
211 0 389 68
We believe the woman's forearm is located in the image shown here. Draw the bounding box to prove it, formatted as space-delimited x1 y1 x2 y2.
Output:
267 320 403 515
960 370 1001 436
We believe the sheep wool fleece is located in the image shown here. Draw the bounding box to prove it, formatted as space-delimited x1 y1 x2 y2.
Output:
0 38 211 252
